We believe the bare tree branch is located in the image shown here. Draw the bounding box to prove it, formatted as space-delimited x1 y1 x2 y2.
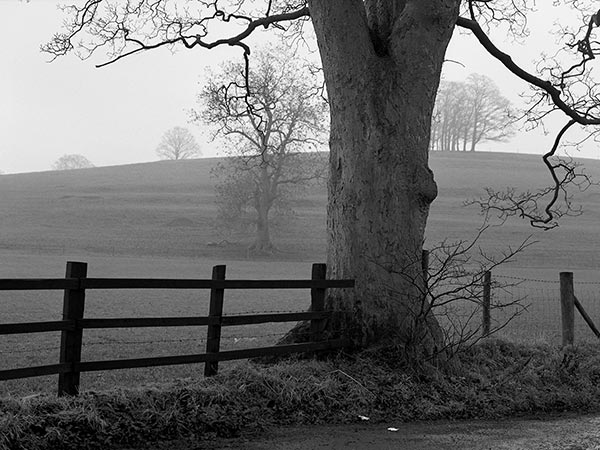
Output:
43 1 309 68
456 15 600 126
457 7 600 229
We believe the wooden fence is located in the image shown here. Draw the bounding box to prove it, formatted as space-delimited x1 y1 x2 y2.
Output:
0 261 354 396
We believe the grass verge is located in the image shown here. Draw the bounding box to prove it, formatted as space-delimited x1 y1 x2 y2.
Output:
3 338 600 450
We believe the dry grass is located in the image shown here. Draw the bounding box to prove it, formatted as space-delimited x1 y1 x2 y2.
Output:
3 339 600 450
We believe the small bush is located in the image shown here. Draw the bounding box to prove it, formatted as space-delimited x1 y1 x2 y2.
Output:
3 339 600 450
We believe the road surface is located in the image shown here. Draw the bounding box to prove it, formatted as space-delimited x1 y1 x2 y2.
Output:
200 414 600 450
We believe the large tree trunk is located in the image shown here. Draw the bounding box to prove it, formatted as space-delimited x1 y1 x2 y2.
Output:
305 0 461 354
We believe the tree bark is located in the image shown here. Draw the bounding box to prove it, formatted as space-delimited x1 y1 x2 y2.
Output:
462 125 469 152
250 202 275 253
470 118 479 152
249 165 276 254
304 0 461 355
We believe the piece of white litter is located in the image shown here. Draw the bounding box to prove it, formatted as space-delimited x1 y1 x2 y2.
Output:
358 415 370 421
387 428 399 432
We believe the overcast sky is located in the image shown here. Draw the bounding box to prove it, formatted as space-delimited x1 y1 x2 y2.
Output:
1 1 598 174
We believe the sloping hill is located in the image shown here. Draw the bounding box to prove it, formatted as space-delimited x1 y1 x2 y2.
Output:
0 153 598 269
428 152 600 270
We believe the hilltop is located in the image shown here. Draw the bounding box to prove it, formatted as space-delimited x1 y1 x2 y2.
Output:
0 152 598 269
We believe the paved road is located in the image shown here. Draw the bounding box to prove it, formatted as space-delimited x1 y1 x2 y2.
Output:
198 414 600 450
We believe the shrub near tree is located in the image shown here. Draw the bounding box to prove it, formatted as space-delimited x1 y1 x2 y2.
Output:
197 47 327 255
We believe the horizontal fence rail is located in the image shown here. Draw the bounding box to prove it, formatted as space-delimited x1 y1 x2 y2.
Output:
0 311 331 333
0 320 75 334
0 278 354 290
0 340 347 382
0 261 354 396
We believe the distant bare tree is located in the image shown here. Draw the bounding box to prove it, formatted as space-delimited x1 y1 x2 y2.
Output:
156 127 201 160
466 74 515 152
431 74 515 152
197 47 327 254
52 154 94 170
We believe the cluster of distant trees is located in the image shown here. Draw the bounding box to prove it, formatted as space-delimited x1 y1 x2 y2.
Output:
29 72 510 178
430 74 515 152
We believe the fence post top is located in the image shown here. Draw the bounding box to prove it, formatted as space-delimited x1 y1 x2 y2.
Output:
211 265 226 280
65 261 87 279
311 263 327 279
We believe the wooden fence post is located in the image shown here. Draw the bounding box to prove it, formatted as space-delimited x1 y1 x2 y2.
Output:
560 271 575 346
310 263 327 342
58 261 87 396
482 271 491 337
204 265 226 377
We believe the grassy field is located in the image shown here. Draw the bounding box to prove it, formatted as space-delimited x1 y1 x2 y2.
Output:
1 152 599 268
0 158 326 261
1 151 600 397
